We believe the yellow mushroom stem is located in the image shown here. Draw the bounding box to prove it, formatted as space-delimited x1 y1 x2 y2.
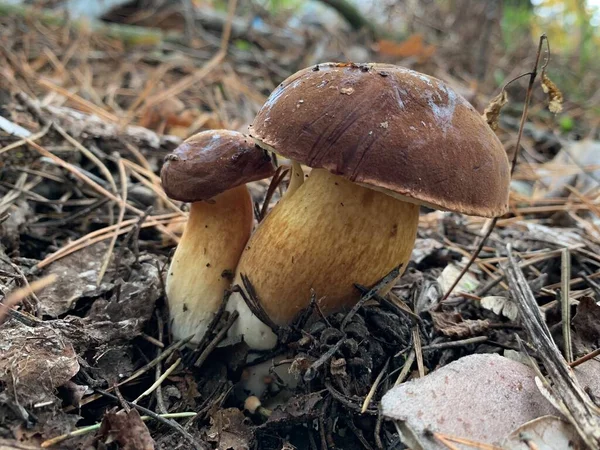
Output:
227 168 420 350
166 185 253 343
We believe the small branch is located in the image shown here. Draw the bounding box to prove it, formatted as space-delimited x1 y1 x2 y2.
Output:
442 34 548 301
503 247 600 448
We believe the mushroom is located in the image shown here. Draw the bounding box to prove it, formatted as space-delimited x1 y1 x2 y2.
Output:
161 130 275 343
227 63 510 350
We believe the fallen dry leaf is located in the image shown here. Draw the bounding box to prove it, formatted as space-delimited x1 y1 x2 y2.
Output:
381 354 559 449
572 297 600 353
0 321 79 405
480 295 519 321
376 34 436 62
207 408 254 450
501 415 586 449
98 409 155 450
430 310 490 337
37 242 112 317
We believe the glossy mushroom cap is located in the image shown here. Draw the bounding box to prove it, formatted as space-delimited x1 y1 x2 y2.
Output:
161 130 276 202
249 63 510 218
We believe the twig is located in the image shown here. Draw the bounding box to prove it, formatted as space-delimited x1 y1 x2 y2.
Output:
341 264 402 331
134 358 181 404
194 311 239 368
420 336 488 351
94 389 205 450
304 339 346 382
433 432 504 450
570 348 600 368
259 165 289 222
40 412 197 448
97 157 127 285
503 246 600 448
442 34 548 301
72 335 194 409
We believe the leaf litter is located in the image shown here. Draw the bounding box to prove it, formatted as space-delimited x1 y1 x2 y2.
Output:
0 1 600 449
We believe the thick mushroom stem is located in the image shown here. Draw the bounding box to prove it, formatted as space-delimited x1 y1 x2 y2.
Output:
167 185 253 343
227 168 420 350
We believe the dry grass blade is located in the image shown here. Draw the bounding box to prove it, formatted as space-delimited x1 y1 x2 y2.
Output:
561 248 573 362
141 0 237 110
361 358 389 413
52 123 118 195
37 78 119 123
36 213 185 269
0 274 57 323
433 432 505 450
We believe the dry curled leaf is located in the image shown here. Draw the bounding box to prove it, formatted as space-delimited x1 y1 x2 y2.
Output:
99 409 155 450
501 415 586 449
382 354 559 450
482 90 508 131
430 310 490 338
541 73 563 114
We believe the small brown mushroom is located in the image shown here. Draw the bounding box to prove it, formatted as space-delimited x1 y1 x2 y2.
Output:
161 130 275 343
227 63 510 349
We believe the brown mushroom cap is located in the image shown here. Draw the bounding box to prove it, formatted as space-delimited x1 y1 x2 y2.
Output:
249 63 510 217
161 130 276 202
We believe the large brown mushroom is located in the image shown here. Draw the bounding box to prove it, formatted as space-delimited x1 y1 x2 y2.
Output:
226 63 511 350
161 130 275 343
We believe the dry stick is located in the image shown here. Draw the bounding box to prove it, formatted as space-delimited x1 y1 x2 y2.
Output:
97 158 128 285
36 213 183 269
420 336 488 352
341 264 403 331
570 348 600 368
503 248 600 448
394 350 415 386
259 165 289 221
70 335 194 410
40 412 197 448
94 389 205 450
193 311 239 368
442 34 549 301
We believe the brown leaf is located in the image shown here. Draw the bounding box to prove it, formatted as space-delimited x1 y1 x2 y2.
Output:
430 310 490 338
572 297 600 352
207 408 254 450
265 392 323 427
99 409 155 450
382 354 559 449
376 34 436 62
0 321 79 405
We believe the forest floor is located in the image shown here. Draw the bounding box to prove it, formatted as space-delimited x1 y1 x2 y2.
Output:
1 2 600 449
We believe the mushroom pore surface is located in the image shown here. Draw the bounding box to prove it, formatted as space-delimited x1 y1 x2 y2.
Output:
167 185 253 343
227 168 419 350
